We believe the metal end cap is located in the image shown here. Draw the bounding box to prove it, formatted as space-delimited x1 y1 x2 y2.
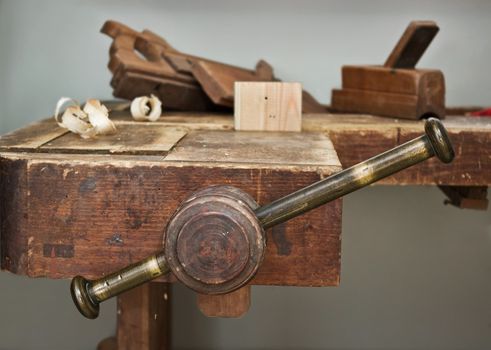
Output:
424 118 455 164
70 276 99 319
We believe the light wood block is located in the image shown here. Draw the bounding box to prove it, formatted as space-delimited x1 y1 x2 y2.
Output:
234 82 302 131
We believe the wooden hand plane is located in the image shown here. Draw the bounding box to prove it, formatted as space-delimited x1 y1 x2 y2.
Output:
332 21 445 120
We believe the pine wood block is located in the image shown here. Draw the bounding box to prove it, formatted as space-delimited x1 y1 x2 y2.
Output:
234 82 302 131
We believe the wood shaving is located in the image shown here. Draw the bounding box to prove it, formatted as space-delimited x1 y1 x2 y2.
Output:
130 94 162 121
54 97 117 138
83 99 117 135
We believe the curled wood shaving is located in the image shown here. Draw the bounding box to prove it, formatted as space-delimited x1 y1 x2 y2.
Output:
130 94 162 121
54 97 117 138
83 99 117 135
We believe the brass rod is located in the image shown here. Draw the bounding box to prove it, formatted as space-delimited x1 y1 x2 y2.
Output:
71 252 168 319
256 136 431 228
256 118 454 229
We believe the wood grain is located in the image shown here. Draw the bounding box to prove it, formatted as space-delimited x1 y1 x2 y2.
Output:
341 66 444 96
1 112 489 186
0 119 66 150
234 82 302 131
117 282 170 350
165 130 339 168
0 157 342 285
197 286 251 318
331 84 445 120
302 114 491 186
332 66 445 120
41 125 187 155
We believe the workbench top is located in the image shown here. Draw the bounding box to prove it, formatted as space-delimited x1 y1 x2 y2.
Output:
1 111 488 185
0 111 488 284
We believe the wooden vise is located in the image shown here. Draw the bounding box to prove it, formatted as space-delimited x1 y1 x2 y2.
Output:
331 21 445 120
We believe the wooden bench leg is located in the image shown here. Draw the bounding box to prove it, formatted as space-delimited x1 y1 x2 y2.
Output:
98 282 171 350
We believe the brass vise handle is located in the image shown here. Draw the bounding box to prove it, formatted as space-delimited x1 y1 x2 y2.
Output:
71 118 454 319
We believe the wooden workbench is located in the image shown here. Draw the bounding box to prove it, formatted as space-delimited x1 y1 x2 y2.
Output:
0 111 489 349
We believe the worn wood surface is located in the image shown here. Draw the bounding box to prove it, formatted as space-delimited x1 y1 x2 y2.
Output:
1 112 489 186
384 20 439 69
0 124 342 286
42 124 187 155
234 82 302 131
0 119 67 151
197 286 251 318
303 114 490 186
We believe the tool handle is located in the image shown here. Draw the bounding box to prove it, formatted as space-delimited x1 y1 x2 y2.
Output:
384 20 439 69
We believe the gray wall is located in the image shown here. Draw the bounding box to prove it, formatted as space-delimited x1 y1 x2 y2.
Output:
0 1 490 349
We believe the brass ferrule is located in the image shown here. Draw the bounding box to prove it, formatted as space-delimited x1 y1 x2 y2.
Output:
70 252 168 319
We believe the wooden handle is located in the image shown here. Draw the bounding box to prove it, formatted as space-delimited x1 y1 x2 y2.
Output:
384 20 439 69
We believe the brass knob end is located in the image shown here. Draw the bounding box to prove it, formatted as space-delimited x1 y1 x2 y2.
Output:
70 276 99 319
424 118 455 163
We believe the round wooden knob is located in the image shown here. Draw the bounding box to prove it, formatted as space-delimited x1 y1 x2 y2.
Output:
164 186 265 294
